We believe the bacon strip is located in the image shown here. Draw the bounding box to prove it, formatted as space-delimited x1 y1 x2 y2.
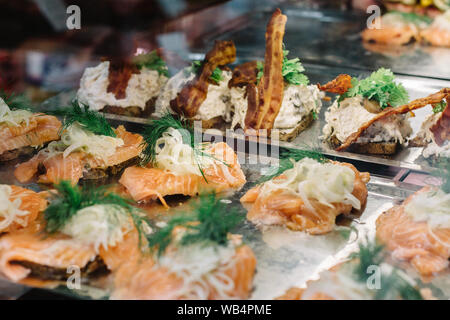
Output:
170 40 236 118
244 83 258 129
106 59 140 100
244 9 286 134
228 61 258 88
336 88 450 151
318 74 353 95
430 98 450 146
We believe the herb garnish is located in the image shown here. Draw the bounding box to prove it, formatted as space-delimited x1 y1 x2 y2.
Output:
44 181 149 244
432 100 447 114
0 90 31 110
51 100 116 137
188 60 223 84
339 68 409 109
258 147 327 183
390 11 433 26
147 193 243 257
350 241 423 300
132 50 169 77
257 48 309 86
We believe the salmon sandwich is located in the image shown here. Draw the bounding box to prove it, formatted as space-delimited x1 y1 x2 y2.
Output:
240 149 370 235
0 93 61 161
119 113 246 206
14 101 143 185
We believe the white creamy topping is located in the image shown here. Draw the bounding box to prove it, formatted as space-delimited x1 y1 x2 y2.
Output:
77 61 167 111
0 98 33 127
62 204 132 252
260 158 361 211
230 84 323 132
0 185 30 231
322 96 412 145
154 69 232 121
432 10 450 31
39 122 123 162
415 112 450 158
158 241 238 299
404 188 450 229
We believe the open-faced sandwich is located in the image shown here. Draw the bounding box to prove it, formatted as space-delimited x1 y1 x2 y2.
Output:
383 1 449 18
411 90 449 160
376 168 450 278
320 70 448 155
229 9 324 141
240 149 370 234
77 50 168 117
14 101 143 185
154 41 236 129
277 241 425 300
0 181 149 285
110 194 256 300
119 114 246 207
0 184 47 234
421 10 450 47
0 93 61 161
362 11 432 45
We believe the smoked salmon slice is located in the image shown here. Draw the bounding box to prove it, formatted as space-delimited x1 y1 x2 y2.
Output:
0 185 47 233
0 115 61 159
119 142 246 204
376 186 450 278
241 160 370 234
109 235 256 300
14 125 143 185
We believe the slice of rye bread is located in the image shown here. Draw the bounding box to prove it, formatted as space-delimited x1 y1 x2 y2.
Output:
100 97 157 118
187 116 228 130
10 256 109 281
329 135 399 155
0 146 35 162
279 112 314 142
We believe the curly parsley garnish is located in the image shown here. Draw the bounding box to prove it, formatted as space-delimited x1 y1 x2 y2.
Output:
339 68 409 109
188 60 223 84
50 100 116 137
257 48 309 86
147 193 243 257
132 50 169 77
432 100 447 114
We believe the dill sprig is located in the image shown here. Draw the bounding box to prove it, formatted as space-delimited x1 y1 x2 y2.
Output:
350 241 422 300
432 100 447 114
132 50 169 77
258 147 327 183
140 112 194 166
257 48 309 86
147 194 244 257
188 60 223 84
51 100 116 137
0 90 32 110
44 181 149 244
339 68 409 109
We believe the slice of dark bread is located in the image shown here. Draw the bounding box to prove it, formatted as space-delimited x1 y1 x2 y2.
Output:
279 112 314 142
101 97 156 118
82 156 140 180
329 134 399 155
0 146 35 162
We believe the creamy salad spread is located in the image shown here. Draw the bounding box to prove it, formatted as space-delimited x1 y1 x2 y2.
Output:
415 112 450 158
230 84 324 134
154 69 233 121
430 10 450 31
322 96 412 145
77 61 168 111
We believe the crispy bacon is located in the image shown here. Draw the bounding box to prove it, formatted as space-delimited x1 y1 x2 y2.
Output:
318 74 353 95
228 61 259 88
106 59 140 100
336 88 450 151
170 40 236 118
430 97 450 146
245 9 286 134
244 83 258 129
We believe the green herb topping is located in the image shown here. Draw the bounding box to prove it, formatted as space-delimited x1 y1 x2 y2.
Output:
257 48 309 86
132 50 169 77
147 193 243 257
0 90 31 111
390 11 433 26
339 68 409 109
188 60 223 84
51 100 116 137
432 100 447 114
